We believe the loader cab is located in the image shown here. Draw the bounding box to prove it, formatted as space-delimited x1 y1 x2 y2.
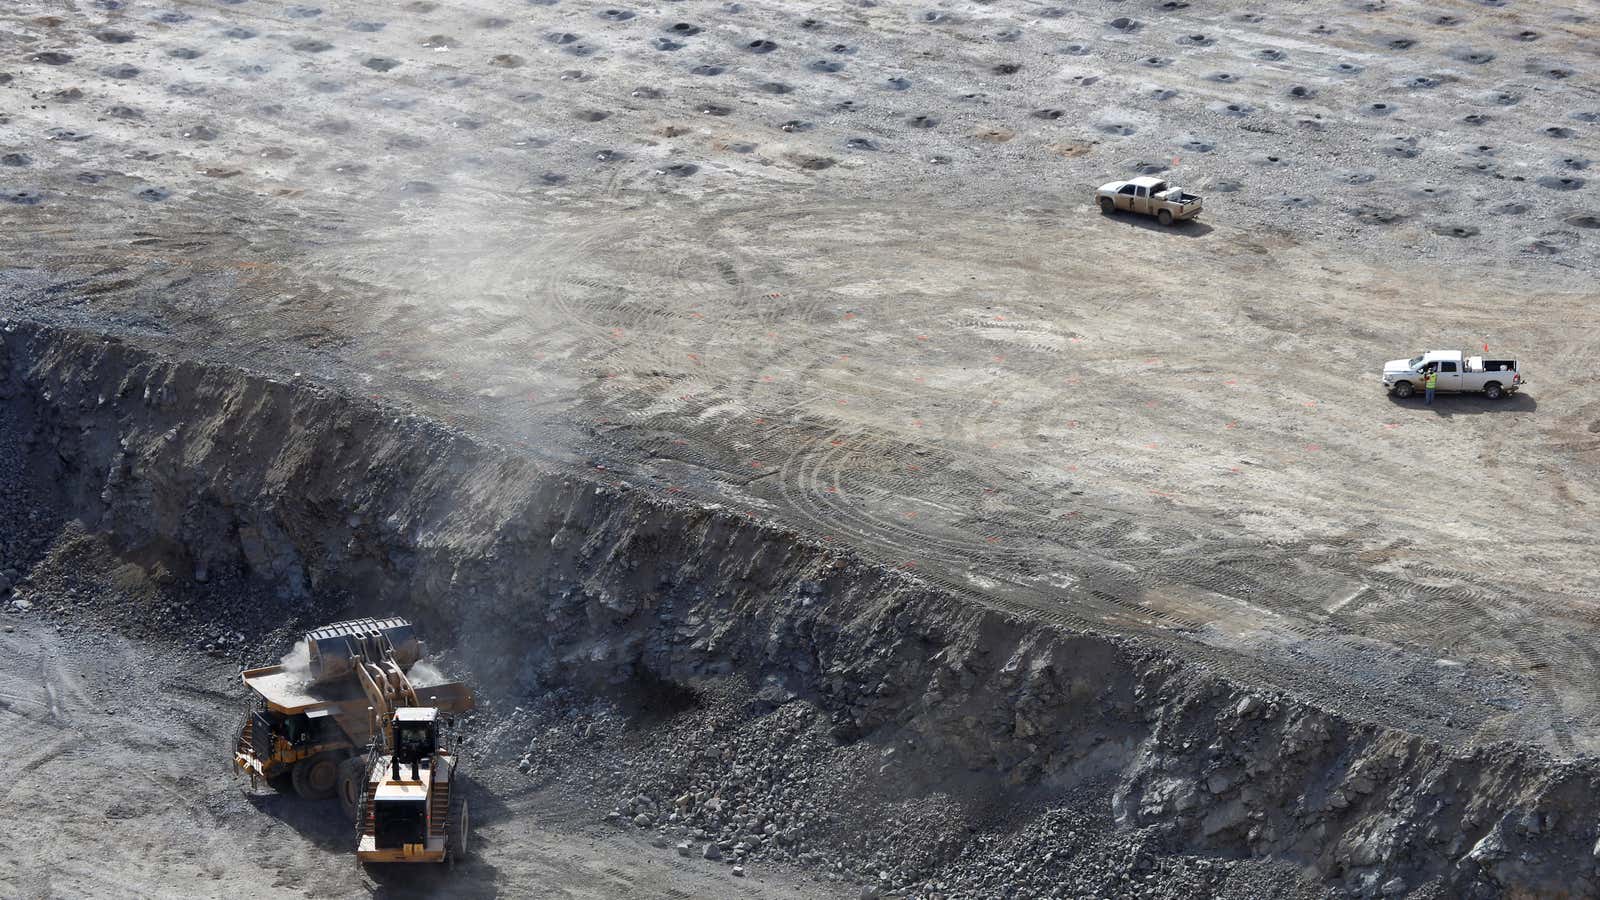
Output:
390 707 439 780
375 708 440 850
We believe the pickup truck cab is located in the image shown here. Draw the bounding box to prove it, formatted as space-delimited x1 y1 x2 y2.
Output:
1382 350 1524 400
1096 177 1203 226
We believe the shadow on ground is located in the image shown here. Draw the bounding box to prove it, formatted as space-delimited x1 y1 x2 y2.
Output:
1098 210 1216 237
366 842 503 900
245 791 351 852
1387 392 1537 416
246 772 507 896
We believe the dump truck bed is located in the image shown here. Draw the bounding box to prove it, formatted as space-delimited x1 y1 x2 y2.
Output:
408 680 475 714
242 665 477 717
242 665 356 715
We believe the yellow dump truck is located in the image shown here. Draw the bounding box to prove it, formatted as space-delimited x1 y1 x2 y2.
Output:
233 617 474 818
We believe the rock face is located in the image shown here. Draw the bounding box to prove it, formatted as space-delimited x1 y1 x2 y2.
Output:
4 320 1600 896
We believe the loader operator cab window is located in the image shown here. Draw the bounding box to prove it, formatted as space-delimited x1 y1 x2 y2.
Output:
395 722 435 762
391 718 437 781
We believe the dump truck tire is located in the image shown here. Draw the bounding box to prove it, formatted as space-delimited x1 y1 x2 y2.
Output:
337 755 366 820
292 752 341 800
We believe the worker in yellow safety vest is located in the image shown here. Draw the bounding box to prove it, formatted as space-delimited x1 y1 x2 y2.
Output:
1424 369 1438 405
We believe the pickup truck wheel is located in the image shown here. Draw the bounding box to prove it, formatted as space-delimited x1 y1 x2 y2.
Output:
1099 197 1114 214
1484 382 1503 400
1157 209 1174 226
1392 381 1415 399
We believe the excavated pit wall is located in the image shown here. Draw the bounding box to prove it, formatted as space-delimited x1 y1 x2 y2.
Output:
2 319 1597 898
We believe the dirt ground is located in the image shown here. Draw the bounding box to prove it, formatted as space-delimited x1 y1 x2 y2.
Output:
0 0 1598 893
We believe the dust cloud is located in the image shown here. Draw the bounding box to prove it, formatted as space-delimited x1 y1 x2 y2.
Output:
279 639 311 685
408 659 446 687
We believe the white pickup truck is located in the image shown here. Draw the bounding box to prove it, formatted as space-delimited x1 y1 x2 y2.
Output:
1382 350 1524 400
1096 177 1203 226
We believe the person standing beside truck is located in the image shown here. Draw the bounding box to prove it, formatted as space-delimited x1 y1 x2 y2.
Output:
1424 369 1438 405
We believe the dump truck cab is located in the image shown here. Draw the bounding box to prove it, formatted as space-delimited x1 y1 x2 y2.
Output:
236 657 381 799
241 702 350 796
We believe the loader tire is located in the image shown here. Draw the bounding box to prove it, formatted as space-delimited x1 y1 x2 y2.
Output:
267 771 296 794
292 751 341 800
450 799 471 865
337 755 367 820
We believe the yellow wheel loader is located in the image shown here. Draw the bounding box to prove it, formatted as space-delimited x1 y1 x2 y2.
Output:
354 706 470 865
233 617 474 818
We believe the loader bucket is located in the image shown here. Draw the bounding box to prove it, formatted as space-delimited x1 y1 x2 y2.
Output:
306 617 424 684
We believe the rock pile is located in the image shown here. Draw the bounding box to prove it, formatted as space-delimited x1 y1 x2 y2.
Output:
474 682 1333 899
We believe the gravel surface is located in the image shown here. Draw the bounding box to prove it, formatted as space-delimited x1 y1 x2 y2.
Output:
1 0 1598 896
